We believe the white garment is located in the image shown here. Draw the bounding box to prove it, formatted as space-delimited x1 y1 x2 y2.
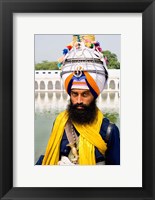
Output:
58 156 75 165
58 156 105 165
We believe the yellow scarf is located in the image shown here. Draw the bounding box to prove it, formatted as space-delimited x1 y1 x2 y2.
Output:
42 109 107 165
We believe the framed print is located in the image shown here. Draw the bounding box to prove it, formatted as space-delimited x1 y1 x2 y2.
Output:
14 18 140 187
0 0 155 199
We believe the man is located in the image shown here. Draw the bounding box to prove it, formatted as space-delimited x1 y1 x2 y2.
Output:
37 35 120 165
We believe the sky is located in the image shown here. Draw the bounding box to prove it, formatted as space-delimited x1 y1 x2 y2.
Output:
34 34 121 64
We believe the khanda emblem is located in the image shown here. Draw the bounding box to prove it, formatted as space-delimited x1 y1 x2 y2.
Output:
74 66 83 77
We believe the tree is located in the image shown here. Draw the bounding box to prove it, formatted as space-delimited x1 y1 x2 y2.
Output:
35 61 59 70
102 50 120 69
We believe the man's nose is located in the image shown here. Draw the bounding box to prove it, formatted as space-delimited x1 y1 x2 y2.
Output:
77 95 83 104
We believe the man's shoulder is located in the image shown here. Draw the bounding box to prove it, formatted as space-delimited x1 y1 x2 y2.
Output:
100 117 119 141
101 117 119 130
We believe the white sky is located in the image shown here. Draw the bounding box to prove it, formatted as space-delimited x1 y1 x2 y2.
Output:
34 34 121 64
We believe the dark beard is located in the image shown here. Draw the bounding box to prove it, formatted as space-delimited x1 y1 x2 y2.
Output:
67 99 97 125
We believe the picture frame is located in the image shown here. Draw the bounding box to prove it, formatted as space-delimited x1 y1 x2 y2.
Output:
0 0 154 199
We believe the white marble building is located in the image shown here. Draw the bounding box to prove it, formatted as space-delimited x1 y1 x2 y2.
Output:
35 69 120 92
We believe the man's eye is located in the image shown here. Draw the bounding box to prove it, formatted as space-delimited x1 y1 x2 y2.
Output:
72 93 77 97
83 93 88 97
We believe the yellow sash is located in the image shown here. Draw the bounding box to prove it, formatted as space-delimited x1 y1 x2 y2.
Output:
42 109 107 165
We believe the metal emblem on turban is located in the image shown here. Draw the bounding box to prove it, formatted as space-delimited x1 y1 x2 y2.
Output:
74 66 83 77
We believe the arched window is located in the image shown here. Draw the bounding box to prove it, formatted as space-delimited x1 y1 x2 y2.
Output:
35 81 38 90
48 81 53 90
109 80 115 90
40 81 45 90
55 80 61 90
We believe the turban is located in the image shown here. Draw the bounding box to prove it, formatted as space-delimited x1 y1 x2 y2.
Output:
58 35 108 98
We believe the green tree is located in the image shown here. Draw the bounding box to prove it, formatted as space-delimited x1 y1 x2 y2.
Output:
102 50 120 69
35 61 59 70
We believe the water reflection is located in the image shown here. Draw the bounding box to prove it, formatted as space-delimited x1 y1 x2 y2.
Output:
40 92 45 100
56 92 61 100
48 92 53 99
101 93 108 100
35 91 120 113
35 92 38 99
109 92 115 101
35 91 120 136
62 92 68 100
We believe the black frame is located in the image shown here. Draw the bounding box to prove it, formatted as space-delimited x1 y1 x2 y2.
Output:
0 0 155 199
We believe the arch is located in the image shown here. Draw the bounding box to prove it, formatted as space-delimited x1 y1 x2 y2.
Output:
48 81 53 90
109 80 115 90
35 81 38 90
40 81 45 90
55 80 61 90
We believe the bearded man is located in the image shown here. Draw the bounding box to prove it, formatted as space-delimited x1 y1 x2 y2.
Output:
37 35 120 165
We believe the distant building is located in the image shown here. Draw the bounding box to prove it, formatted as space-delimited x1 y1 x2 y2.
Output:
35 69 120 92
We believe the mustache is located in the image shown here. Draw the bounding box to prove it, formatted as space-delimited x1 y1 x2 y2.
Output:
72 103 88 109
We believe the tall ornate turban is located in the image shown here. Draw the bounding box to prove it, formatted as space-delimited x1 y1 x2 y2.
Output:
58 35 108 99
